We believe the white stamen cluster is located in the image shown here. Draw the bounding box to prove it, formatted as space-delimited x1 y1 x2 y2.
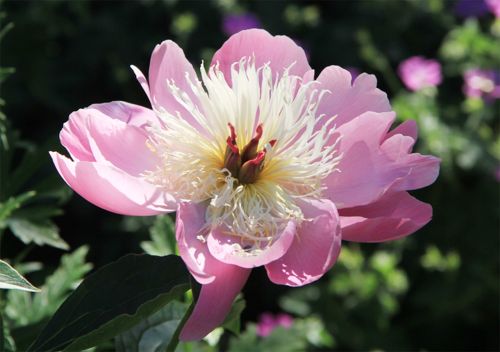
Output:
146 57 341 245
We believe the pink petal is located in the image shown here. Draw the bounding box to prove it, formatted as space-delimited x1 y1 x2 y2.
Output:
340 191 432 242
88 101 160 128
206 221 296 268
324 111 395 208
211 29 311 83
385 120 418 141
176 202 251 340
316 66 391 128
59 111 95 162
60 102 159 163
380 135 440 191
50 153 176 215
324 111 439 209
265 198 341 287
147 40 202 129
84 110 159 177
130 65 152 104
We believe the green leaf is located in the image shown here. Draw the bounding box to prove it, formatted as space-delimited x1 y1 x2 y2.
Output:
0 259 39 292
28 254 191 352
222 296 246 335
141 215 177 256
7 218 69 250
0 191 35 227
6 246 92 327
115 300 189 352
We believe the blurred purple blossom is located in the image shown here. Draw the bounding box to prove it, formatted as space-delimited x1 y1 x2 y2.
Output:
256 312 294 337
454 0 490 17
463 69 500 100
398 56 442 91
495 166 500 182
454 0 500 18
222 13 261 36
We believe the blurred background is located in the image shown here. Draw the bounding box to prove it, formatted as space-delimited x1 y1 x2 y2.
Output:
0 0 498 351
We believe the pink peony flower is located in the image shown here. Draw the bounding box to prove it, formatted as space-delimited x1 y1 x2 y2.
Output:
222 13 261 36
398 56 442 91
50 29 440 341
256 312 294 337
463 68 500 100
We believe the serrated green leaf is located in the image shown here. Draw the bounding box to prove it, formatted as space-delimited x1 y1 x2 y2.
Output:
7 218 69 250
0 259 39 292
115 300 189 352
0 191 35 227
28 254 191 352
6 246 92 327
141 215 177 256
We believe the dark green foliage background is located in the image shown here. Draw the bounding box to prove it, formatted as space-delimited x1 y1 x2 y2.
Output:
1 0 498 351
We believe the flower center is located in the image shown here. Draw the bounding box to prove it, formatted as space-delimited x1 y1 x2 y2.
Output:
223 123 276 184
145 58 341 243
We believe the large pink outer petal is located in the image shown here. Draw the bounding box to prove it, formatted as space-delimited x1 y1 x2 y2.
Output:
324 111 440 209
50 153 174 215
211 29 311 82
315 65 392 128
52 101 176 215
265 198 341 287
206 221 296 268
176 202 250 341
339 192 432 242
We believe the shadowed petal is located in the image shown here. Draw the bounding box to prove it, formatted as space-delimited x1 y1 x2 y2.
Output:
340 191 432 242
206 221 296 268
325 111 439 209
265 198 341 287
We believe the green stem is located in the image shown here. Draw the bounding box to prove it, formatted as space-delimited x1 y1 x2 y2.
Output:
165 296 195 352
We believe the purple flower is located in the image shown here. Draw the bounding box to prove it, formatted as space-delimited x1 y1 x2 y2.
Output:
495 166 500 182
222 13 261 36
398 56 442 92
454 0 490 18
463 69 500 100
486 0 500 17
256 312 294 337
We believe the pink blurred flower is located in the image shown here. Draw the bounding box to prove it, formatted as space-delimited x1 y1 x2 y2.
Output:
398 56 442 91
463 69 500 100
486 0 500 17
222 13 261 36
256 313 294 337
51 29 440 341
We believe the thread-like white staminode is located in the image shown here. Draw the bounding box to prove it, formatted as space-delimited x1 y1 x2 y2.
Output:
146 57 341 245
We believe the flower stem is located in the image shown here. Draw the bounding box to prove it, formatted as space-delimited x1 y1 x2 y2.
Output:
165 295 195 352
